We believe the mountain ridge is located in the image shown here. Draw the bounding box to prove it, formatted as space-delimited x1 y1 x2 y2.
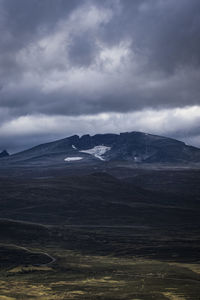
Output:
1 131 200 166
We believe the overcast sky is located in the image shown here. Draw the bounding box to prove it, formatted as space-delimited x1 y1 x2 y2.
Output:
0 0 200 152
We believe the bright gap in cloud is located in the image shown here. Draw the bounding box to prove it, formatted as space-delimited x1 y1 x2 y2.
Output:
0 106 199 151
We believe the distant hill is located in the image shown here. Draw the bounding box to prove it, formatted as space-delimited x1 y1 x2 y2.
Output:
1 132 200 166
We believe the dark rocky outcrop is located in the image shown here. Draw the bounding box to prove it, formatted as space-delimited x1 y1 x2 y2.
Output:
0 150 9 158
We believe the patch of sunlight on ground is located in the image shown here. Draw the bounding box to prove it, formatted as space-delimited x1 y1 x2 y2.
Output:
51 276 125 287
8 265 53 274
163 292 186 300
0 281 62 300
0 296 16 300
64 290 86 297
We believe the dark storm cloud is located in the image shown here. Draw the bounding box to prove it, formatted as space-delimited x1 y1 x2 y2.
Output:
0 0 200 113
0 0 80 79
0 0 200 151
68 34 98 67
1 0 81 34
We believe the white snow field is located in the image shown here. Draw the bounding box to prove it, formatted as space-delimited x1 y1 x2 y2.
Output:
64 157 83 162
80 145 111 161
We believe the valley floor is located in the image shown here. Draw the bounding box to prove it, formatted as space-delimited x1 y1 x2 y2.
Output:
1 245 200 300
0 166 200 299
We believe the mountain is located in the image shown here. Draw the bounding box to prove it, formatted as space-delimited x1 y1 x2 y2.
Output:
1 131 200 166
0 150 9 158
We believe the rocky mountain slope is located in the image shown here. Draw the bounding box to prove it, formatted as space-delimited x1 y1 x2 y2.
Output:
1 131 200 166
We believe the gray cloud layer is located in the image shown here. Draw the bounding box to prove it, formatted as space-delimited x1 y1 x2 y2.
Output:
0 0 200 151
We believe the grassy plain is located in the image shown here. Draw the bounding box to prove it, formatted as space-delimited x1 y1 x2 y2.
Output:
0 167 200 299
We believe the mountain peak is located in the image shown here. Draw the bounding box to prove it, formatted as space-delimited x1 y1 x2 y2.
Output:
2 131 200 166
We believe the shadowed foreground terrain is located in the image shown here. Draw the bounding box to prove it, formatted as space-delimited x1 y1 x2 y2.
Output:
0 165 200 299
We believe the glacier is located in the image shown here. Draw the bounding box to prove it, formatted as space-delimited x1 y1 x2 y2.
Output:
80 145 111 161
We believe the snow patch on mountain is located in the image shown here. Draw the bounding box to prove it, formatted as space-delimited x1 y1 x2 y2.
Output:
64 157 83 162
80 145 111 161
72 145 77 150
